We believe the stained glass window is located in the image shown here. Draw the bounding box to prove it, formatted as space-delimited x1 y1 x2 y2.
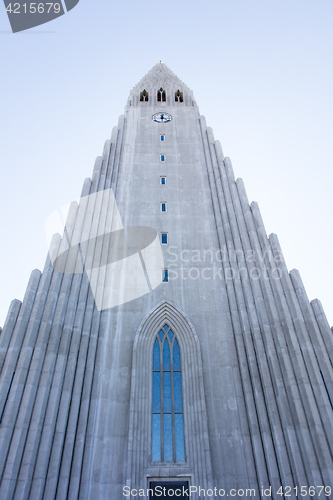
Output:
152 325 185 462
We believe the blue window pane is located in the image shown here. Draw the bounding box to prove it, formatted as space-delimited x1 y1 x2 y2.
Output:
160 135 165 141
175 414 185 462
163 340 171 371
168 329 174 341
152 414 161 462
173 338 181 370
173 372 183 412
153 372 161 412
153 339 160 370
160 154 165 161
164 414 173 461
163 324 169 331
161 177 166 185
162 269 169 282
158 330 164 342
163 372 172 412
161 203 166 212
161 233 168 244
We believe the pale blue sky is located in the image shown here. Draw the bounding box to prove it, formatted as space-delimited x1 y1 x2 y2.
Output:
1 0 332 326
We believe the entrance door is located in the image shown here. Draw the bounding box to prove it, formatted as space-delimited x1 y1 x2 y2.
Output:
149 481 189 500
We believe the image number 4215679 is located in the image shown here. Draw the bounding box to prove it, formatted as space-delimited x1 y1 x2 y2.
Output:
3 0 80 33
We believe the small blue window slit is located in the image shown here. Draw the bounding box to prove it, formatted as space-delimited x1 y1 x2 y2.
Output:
160 176 166 185
160 154 165 162
161 233 168 244
160 135 165 142
161 202 167 212
162 269 169 282
152 325 185 463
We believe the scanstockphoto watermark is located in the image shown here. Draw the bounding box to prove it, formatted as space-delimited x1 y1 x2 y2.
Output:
166 246 284 282
123 485 257 497
123 485 332 497
167 264 283 282
3 0 80 33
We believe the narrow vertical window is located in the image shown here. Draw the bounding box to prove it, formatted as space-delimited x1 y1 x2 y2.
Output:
160 176 166 185
161 233 168 244
157 87 166 102
160 154 165 162
161 202 167 212
175 90 183 102
160 135 165 142
152 325 185 462
140 89 149 101
162 269 169 282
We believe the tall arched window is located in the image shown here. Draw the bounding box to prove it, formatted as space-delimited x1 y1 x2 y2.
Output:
140 89 149 101
157 87 166 102
175 90 183 102
152 324 185 463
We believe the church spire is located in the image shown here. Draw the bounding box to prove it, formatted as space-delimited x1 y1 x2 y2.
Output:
127 62 196 107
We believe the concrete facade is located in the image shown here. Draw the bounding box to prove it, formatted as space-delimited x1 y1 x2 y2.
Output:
0 63 332 499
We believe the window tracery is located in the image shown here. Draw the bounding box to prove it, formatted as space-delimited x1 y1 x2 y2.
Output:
175 90 183 102
140 89 149 101
157 87 166 102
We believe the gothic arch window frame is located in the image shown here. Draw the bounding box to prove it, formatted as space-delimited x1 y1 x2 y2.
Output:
175 89 183 102
125 301 212 490
140 89 149 102
157 87 166 102
152 324 185 463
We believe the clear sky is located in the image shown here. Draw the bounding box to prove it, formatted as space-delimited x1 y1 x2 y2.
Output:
0 0 332 327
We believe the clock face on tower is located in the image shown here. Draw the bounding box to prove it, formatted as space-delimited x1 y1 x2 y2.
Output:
152 112 172 123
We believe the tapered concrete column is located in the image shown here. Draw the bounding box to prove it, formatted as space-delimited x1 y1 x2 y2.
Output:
81 177 92 197
237 180 314 492
15 201 84 499
0 299 21 372
268 235 333 488
290 270 333 436
311 299 333 366
106 115 125 190
200 118 267 495
251 207 330 490
42 179 113 498
91 157 102 191
212 145 294 494
0 270 41 458
223 163 297 493
200 119 258 493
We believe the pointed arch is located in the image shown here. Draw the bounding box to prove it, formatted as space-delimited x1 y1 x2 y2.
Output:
157 87 166 102
175 89 183 102
152 324 185 463
125 301 212 490
140 89 149 101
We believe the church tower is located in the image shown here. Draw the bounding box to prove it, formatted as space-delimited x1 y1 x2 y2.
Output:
0 63 333 500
